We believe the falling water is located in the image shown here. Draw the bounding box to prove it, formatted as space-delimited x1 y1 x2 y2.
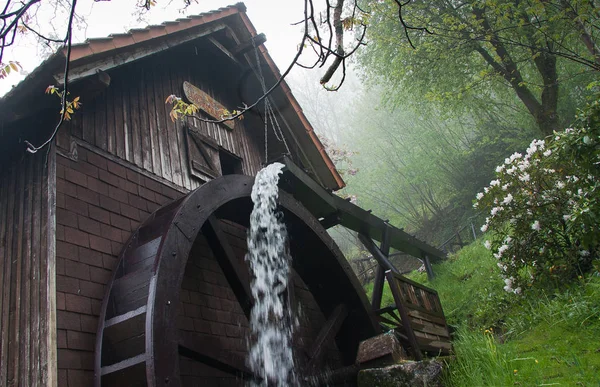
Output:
246 162 296 386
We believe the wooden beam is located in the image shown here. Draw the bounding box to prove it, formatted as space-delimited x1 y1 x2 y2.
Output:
319 212 340 229
178 331 256 380
423 254 435 280
371 226 391 309
307 304 348 369
279 157 446 262
208 37 240 65
232 33 267 56
358 233 399 275
202 215 253 318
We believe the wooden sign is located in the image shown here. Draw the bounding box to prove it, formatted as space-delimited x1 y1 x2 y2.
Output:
183 81 235 130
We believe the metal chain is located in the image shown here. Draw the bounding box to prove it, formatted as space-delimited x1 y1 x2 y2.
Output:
252 35 291 163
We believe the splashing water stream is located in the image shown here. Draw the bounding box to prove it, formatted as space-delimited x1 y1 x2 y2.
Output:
246 162 296 386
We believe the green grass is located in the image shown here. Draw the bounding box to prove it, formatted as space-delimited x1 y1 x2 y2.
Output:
365 241 600 386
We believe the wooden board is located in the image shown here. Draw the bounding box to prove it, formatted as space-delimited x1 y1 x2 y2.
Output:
0 150 55 386
183 81 235 130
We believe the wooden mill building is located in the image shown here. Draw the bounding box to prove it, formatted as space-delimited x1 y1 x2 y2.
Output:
0 3 451 386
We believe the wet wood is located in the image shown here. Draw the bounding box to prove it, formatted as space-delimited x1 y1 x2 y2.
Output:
202 215 252 318
384 271 452 359
0 150 54 386
178 331 255 379
307 304 348 369
356 333 406 366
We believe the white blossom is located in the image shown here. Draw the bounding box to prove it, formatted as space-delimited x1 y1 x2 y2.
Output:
491 206 503 216
556 181 565 189
481 223 488 232
563 214 571 221
484 240 492 250
494 244 509 259
502 194 513 204
531 220 541 231
496 165 505 173
476 192 484 200
502 184 509 191
579 250 590 257
490 179 500 187
518 160 530 171
519 173 530 182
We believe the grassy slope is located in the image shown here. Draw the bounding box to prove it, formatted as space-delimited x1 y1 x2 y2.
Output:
367 241 600 386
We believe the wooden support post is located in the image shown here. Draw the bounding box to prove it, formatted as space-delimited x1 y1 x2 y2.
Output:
307 304 348 369
369 226 391 310
203 216 253 318
358 232 398 275
423 254 435 281
471 222 477 241
232 33 267 56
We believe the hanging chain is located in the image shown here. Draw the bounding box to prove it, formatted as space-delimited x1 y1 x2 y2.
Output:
252 35 291 164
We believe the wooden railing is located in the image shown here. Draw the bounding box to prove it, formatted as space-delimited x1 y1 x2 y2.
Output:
373 271 452 360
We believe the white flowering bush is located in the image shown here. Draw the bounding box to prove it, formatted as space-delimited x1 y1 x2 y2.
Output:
475 97 600 293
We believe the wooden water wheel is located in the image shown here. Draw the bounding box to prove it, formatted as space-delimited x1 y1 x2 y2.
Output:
94 175 378 386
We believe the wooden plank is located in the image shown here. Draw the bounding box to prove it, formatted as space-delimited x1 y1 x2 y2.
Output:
170 67 191 190
82 96 96 144
407 309 447 326
202 216 252 317
95 91 108 151
163 66 183 186
29 154 42 385
307 304 348 369
130 66 143 168
145 66 161 176
19 156 33 385
153 60 172 182
43 145 57 387
385 271 422 361
106 78 116 154
0 163 12 386
104 306 147 329
113 80 126 160
123 83 133 162
101 353 147 376
139 66 153 173
178 331 255 379
8 157 26 384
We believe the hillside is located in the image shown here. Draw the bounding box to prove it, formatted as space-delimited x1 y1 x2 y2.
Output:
367 241 600 386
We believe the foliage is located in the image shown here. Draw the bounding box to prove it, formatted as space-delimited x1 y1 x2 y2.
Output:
45 85 81 121
359 0 598 135
475 95 600 293
0 61 21 79
342 84 535 244
380 240 600 386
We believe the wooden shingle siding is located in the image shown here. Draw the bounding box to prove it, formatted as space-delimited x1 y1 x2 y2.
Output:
0 148 56 387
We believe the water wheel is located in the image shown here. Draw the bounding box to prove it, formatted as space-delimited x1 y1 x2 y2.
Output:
94 175 378 386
